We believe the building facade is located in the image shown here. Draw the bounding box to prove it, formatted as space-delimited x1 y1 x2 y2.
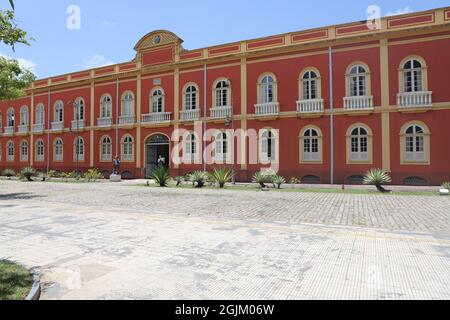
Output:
1 7 450 185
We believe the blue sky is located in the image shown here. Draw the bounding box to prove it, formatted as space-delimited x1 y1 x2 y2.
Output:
1 0 449 79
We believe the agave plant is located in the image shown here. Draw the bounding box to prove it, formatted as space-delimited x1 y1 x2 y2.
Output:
20 167 37 182
150 167 171 187
2 168 15 180
211 167 235 188
363 168 392 193
442 182 450 190
190 171 209 188
252 169 277 188
273 175 286 189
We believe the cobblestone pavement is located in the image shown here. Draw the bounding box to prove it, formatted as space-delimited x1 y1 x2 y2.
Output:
0 181 449 300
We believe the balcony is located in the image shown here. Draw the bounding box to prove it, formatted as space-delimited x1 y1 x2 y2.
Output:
180 109 201 122
297 99 325 116
4 127 14 135
210 106 233 119
255 102 280 117
344 96 374 111
71 119 85 131
97 117 112 128
18 125 29 134
119 115 136 126
32 124 45 133
141 112 172 124
51 122 64 131
397 91 432 109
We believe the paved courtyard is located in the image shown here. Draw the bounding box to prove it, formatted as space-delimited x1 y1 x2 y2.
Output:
0 180 449 299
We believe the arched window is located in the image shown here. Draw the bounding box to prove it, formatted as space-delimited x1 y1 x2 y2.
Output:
35 104 45 125
348 65 368 97
214 80 230 108
260 129 278 162
403 124 429 163
7 108 15 127
35 140 44 162
20 106 29 126
215 131 229 163
122 91 135 116
348 126 371 162
101 136 112 161
7 141 14 161
54 101 64 123
121 135 134 161
100 95 112 119
402 59 424 93
74 98 85 121
54 139 63 161
74 137 85 161
184 133 198 163
258 74 277 104
300 127 322 162
20 140 28 161
301 70 319 100
184 84 198 110
151 88 164 113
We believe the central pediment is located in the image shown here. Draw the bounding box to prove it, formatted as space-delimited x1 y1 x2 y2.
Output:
134 30 183 51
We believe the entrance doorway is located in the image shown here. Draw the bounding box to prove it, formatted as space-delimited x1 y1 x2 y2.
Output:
145 134 170 178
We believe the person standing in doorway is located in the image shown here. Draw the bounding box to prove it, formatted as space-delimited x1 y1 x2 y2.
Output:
157 155 166 168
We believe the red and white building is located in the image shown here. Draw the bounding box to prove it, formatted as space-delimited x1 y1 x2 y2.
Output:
1 6 450 185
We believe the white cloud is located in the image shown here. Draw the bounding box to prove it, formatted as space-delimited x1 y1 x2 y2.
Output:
385 6 413 17
101 20 116 28
83 54 114 69
0 52 37 74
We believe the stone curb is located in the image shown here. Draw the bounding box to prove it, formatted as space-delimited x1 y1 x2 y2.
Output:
25 268 41 301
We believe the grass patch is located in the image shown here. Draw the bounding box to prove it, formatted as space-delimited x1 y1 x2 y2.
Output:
0 260 33 300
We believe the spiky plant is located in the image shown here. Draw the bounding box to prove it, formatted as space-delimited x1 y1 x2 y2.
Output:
363 169 392 193
441 182 450 190
190 171 209 188
2 168 15 180
289 177 301 185
273 175 286 189
252 169 277 188
20 167 37 182
150 167 171 187
211 167 235 189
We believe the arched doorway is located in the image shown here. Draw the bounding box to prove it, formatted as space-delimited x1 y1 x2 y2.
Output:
145 134 170 177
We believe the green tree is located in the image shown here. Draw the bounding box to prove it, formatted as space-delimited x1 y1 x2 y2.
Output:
1 1 32 49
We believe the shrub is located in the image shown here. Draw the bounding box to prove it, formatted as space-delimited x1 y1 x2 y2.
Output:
442 182 450 190
84 168 103 182
62 172 76 182
363 168 392 193
175 176 184 187
273 175 286 189
210 167 235 188
48 170 60 178
20 167 37 182
150 167 171 187
190 171 209 188
252 169 277 188
2 169 15 180
289 177 301 185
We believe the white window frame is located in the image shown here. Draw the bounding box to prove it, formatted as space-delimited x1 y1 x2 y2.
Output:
20 106 29 126
121 135 134 161
301 71 319 100
184 84 198 111
403 59 424 93
74 137 85 162
54 139 63 161
214 80 230 108
259 129 278 163
183 133 199 163
20 140 28 162
350 127 369 161
100 95 112 119
101 136 112 162
151 88 165 113
259 75 276 104
35 140 45 162
7 108 15 127
348 65 368 97
302 128 320 162
35 104 45 125
54 101 64 123
74 98 85 121
405 125 426 162
121 92 135 117
7 141 14 162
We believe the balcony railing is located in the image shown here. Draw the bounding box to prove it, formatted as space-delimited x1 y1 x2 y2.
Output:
18 125 29 134
32 124 45 133
71 119 85 131
297 99 325 114
180 109 201 122
119 115 136 125
4 127 14 135
255 102 280 116
141 112 172 124
210 106 233 119
344 96 374 111
97 117 112 127
51 122 64 131
397 91 432 108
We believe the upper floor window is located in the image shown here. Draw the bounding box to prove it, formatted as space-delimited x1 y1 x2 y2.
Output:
100 95 112 119
402 123 430 163
184 84 198 110
121 91 135 116
300 127 322 162
7 141 14 161
54 138 63 161
101 136 112 161
151 88 164 113
258 74 277 104
35 104 45 125
74 98 85 121
347 64 369 97
347 125 372 163
214 80 230 108
402 58 425 93
7 108 14 127
20 106 29 126
54 101 64 123
20 140 28 161
259 129 278 163
35 140 44 162
301 70 320 100
122 135 134 161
